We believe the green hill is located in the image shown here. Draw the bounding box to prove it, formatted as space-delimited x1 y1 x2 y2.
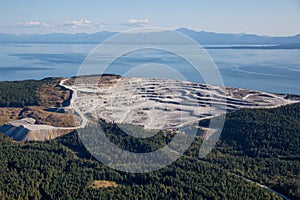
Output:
1 103 299 199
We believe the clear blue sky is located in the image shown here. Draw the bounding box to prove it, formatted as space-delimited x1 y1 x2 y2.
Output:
0 0 299 35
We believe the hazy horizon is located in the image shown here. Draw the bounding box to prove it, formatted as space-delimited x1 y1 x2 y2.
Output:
1 0 300 36
1 28 300 37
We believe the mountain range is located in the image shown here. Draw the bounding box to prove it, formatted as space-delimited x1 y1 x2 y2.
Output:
0 28 300 47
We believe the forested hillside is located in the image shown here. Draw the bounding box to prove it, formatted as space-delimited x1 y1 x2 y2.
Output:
200 102 300 199
0 78 70 107
0 131 280 200
1 103 299 199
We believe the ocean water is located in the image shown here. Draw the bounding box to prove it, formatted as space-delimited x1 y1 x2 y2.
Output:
0 43 299 94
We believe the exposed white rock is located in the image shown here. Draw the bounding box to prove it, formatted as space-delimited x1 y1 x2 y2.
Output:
65 76 298 130
0 118 74 141
1 76 298 141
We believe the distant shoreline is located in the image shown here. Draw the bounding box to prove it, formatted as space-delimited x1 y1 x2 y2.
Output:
1 41 300 49
1 28 300 48
205 43 300 50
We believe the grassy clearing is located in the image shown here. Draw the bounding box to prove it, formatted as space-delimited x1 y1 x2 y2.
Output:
90 180 118 189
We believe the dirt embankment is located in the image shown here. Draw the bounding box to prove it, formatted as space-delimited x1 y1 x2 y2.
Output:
0 107 23 124
19 107 77 127
0 106 77 127
37 79 72 107
0 78 75 127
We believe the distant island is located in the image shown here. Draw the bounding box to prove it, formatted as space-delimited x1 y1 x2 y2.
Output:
1 28 300 48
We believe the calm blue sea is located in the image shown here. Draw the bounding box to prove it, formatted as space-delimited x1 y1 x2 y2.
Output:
0 43 299 94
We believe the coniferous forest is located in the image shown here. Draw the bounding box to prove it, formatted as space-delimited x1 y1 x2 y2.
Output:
0 102 299 199
0 78 52 107
0 79 299 199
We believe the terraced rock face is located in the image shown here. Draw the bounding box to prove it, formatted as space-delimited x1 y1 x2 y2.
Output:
68 76 296 130
1 76 298 141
